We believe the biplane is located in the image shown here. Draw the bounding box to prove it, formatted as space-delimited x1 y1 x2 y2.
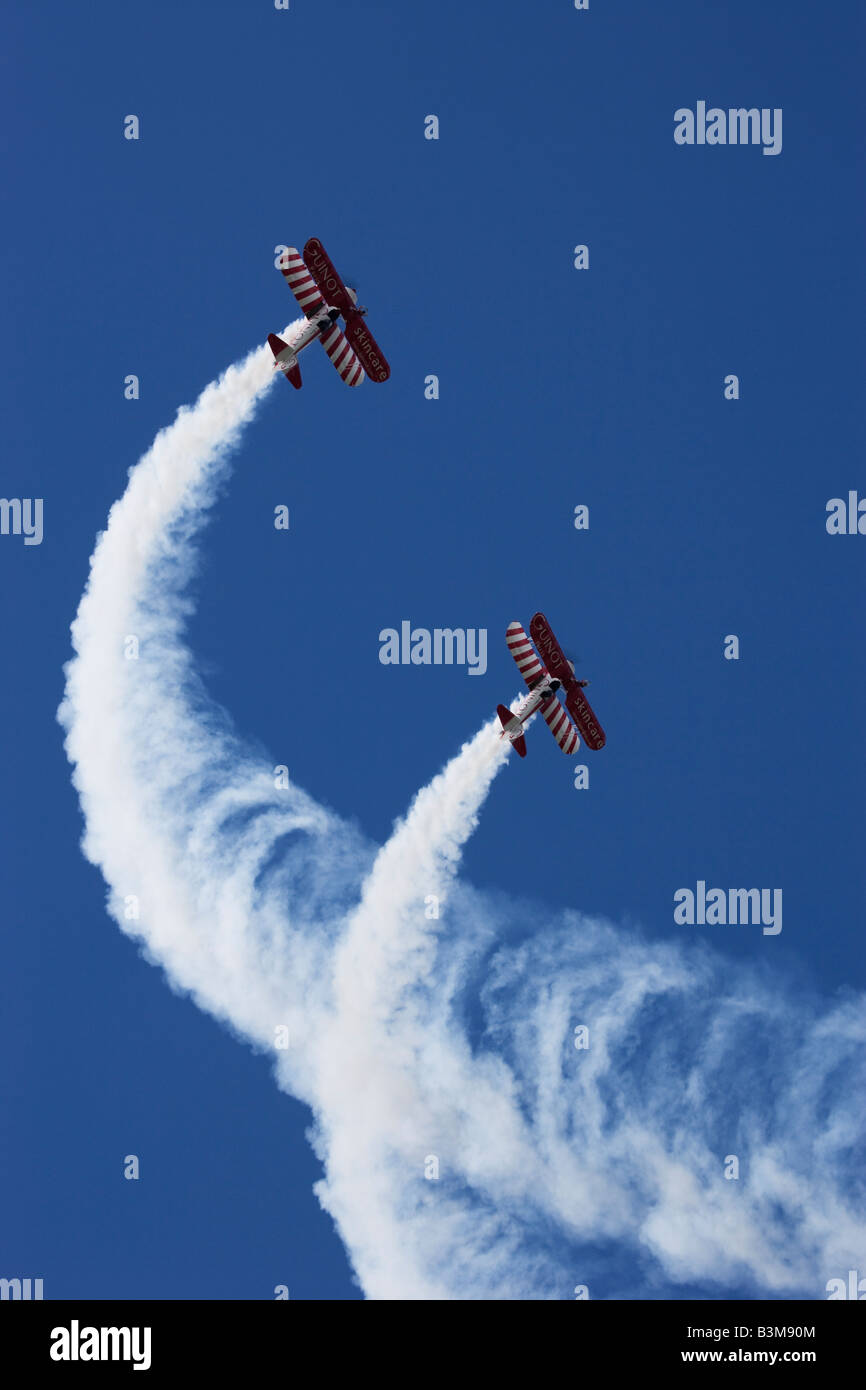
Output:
268 236 390 390
497 612 606 758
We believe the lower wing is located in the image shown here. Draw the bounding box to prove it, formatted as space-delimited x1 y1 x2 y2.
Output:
506 621 546 689
540 696 581 754
278 247 326 319
318 323 365 386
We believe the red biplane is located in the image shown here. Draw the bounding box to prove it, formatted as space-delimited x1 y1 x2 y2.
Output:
268 237 390 391
497 612 606 758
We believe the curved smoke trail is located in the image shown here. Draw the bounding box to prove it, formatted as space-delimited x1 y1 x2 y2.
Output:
59 338 866 1300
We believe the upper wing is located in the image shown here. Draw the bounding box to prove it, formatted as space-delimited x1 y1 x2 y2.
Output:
301 237 391 381
343 315 390 382
528 611 573 685
540 696 580 754
564 685 606 750
318 322 365 387
506 621 546 689
278 247 326 319
530 610 606 749
302 237 355 315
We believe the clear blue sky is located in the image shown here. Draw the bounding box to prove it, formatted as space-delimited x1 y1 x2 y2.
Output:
2 0 863 1299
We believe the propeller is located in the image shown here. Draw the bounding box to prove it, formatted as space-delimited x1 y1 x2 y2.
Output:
561 647 590 685
340 283 366 319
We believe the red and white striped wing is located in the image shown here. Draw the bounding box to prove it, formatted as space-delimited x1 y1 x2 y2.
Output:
506 621 545 689
541 696 580 754
319 323 365 387
279 247 326 319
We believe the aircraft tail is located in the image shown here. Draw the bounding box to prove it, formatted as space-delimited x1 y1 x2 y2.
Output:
497 704 527 758
268 333 302 389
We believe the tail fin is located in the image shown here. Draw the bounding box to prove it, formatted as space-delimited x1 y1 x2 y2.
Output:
268 333 302 389
497 704 527 758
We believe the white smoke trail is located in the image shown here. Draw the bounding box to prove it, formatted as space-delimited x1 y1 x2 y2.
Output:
58 325 363 1077
60 339 866 1301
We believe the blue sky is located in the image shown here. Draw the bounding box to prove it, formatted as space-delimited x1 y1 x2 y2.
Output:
2 1 863 1300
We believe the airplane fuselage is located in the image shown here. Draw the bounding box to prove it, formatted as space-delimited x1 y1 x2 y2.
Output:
274 307 338 372
500 676 561 742
273 296 368 376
